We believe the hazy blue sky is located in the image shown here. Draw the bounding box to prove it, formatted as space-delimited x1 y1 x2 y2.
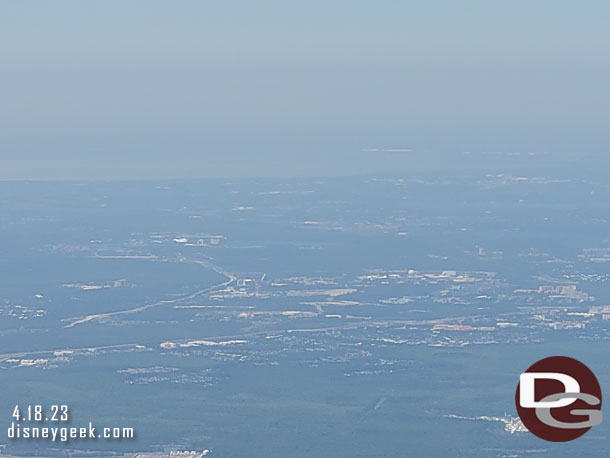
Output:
1 1 609 179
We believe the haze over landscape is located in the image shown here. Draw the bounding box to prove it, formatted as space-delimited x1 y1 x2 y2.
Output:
2 2 610 457
2 1 610 179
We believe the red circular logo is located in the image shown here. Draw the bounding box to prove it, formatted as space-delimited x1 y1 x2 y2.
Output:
515 356 602 442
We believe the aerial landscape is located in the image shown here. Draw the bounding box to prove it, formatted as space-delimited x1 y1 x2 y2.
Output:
2 156 610 456
2 1 610 456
